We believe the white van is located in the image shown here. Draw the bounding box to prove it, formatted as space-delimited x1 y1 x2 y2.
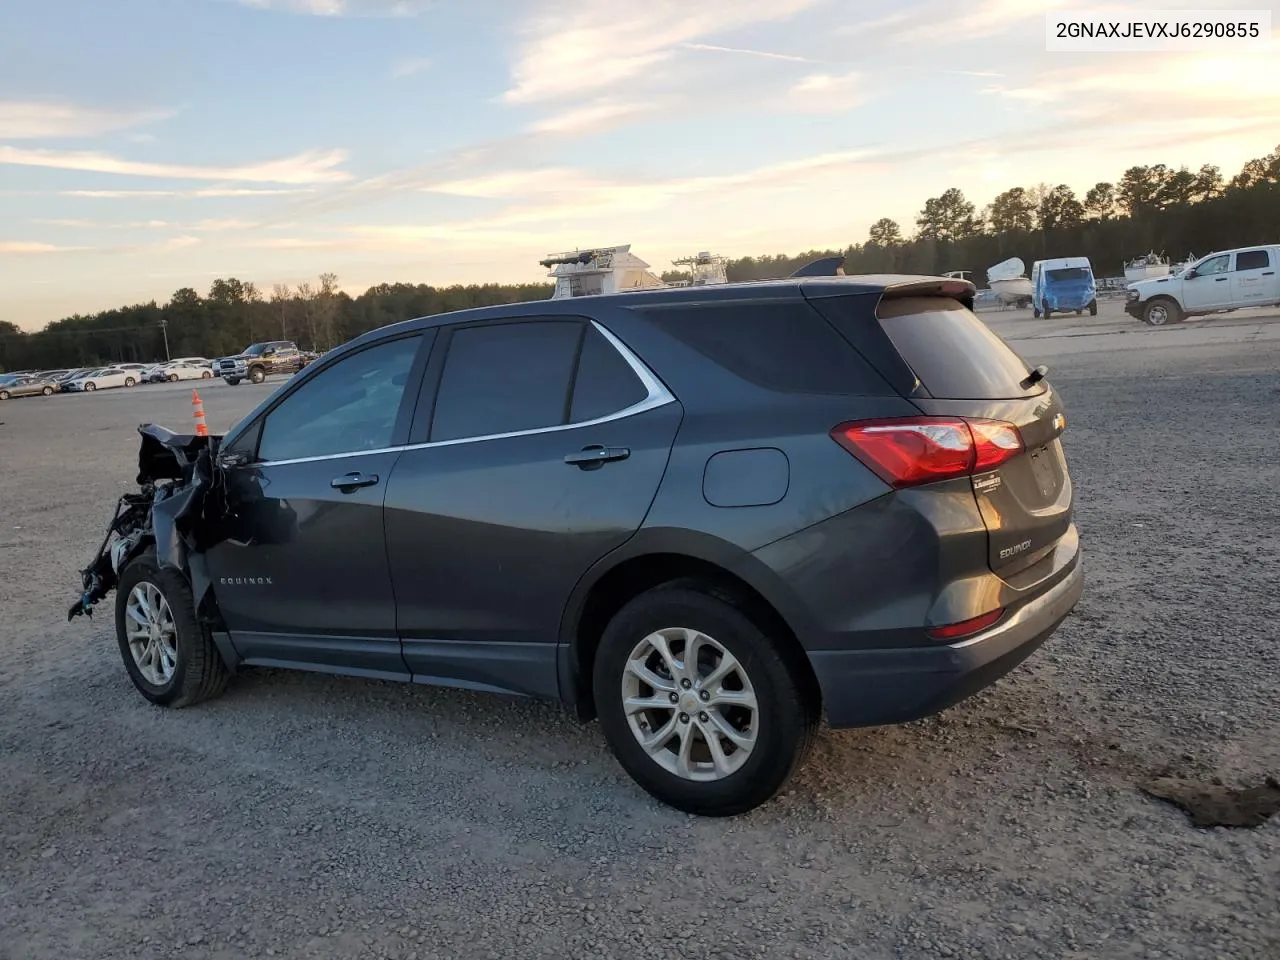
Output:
1125 244 1280 325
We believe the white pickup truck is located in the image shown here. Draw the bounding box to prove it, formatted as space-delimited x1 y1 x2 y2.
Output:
1125 244 1280 325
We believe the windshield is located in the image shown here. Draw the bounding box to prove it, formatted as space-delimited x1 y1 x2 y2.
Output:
243 343 268 356
1046 267 1091 282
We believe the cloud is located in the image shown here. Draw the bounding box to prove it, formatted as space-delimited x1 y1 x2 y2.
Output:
527 98 663 135
390 57 432 78
233 0 429 15
34 217 262 231
60 187 314 198
785 69 865 113
0 100 174 139
0 147 352 183
501 0 825 104
0 241 87 254
898 0 1068 42
680 42 816 63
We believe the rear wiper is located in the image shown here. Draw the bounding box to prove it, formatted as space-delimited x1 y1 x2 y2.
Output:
1020 364 1049 389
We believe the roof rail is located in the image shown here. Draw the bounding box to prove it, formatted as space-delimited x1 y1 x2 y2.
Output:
790 255 846 277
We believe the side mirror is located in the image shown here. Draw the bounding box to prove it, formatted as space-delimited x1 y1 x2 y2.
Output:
1184 268 1198 280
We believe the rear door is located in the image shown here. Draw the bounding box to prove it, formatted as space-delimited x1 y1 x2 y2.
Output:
1229 248 1276 306
867 294 1072 580
383 316 681 696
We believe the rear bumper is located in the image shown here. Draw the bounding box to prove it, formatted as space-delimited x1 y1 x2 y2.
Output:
809 549 1083 728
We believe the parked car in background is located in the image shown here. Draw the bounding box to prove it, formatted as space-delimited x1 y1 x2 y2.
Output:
1125 244 1280 325
63 367 139 392
215 341 309 385
0 375 59 400
35 369 72 381
1032 257 1098 318
54 368 93 389
162 361 215 382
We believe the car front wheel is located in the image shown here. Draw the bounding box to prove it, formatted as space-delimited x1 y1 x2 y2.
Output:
42 386 53 395
1144 298 1181 326
0 390 9 400
593 582 818 816
115 550 230 708
84 382 96 391
249 367 266 384
125 377 136 387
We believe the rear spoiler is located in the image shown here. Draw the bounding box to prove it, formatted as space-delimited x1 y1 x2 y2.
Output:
790 255 846 277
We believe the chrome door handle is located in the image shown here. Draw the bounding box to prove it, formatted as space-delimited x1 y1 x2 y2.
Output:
331 472 379 491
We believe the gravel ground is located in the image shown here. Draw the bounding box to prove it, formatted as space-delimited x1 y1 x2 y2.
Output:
1 315 1278 960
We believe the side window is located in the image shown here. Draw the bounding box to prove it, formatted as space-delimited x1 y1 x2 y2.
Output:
1235 250 1270 271
430 320 582 442
257 335 420 462
1198 254 1230 276
568 324 649 422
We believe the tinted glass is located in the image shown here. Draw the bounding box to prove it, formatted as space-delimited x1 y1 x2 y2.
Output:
569 324 648 422
257 335 420 461
643 300 891 395
431 320 583 442
1236 250 1270 270
1046 267 1089 281
877 296 1039 399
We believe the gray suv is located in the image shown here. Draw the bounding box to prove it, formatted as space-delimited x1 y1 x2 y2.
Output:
72 272 1082 816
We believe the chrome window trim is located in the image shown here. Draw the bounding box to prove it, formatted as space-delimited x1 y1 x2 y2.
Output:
255 319 675 468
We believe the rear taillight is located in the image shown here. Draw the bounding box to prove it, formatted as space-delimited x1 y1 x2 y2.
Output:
831 416 1024 488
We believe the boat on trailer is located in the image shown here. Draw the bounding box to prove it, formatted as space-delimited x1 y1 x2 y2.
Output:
540 245 667 299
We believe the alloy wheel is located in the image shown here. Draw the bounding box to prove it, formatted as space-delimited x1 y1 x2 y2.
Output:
124 581 179 686
621 627 759 782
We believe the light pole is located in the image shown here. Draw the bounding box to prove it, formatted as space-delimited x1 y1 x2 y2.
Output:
159 316 171 361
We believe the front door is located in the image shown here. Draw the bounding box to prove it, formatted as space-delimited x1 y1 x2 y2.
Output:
1229 248 1276 307
1182 252 1232 311
205 332 427 679
382 317 682 697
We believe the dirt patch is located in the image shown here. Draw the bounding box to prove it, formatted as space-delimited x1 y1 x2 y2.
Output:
1141 776 1280 828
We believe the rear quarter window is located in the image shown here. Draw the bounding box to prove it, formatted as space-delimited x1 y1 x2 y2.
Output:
876 296 1040 400
639 299 894 396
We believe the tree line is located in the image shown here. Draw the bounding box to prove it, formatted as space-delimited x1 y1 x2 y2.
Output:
2 143 1277 372
726 143 1279 283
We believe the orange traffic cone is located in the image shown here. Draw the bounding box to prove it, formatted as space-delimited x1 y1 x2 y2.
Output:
192 389 208 437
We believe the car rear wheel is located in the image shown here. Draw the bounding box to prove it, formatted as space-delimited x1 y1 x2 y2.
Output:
201 370 212 379
249 366 266 384
593 582 818 816
0 390 9 400
168 374 179 382
41 386 53 395
125 377 136 387
115 550 230 708
84 382 96 391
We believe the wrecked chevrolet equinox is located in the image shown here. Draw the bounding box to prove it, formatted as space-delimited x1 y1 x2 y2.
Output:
70 271 1083 816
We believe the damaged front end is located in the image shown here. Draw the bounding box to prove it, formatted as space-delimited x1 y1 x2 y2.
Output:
68 424 226 621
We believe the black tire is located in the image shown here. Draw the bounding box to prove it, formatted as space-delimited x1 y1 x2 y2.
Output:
114 549 230 708
168 374 179 382
225 377 241 386
1074 309 1082 316
201 370 212 379
249 366 266 384
592 581 818 816
42 386 53 395
0 390 9 401
1089 299 1098 317
125 377 136 387
1032 308 1040 318
84 381 96 392
1043 307 1052 319
1143 297 1181 326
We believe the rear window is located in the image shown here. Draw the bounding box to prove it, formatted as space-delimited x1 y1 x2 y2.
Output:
1046 267 1090 281
876 296 1040 400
